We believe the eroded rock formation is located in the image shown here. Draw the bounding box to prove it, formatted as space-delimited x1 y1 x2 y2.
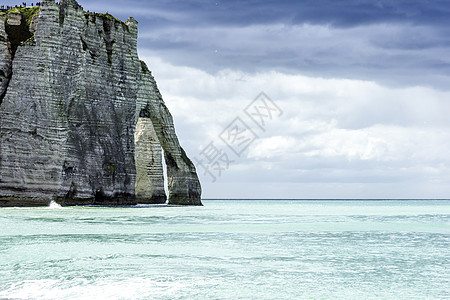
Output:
0 0 202 206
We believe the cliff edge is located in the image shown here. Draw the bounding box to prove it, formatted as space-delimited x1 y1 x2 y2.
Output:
0 0 202 206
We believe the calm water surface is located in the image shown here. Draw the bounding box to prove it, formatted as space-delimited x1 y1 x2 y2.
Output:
0 200 449 299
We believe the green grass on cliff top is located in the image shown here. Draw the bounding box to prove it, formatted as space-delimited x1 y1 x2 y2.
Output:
1 7 126 27
1 7 40 27
84 11 125 25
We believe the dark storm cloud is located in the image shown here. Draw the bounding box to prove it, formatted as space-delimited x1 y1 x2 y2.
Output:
5 0 444 88
79 0 450 88
82 0 450 28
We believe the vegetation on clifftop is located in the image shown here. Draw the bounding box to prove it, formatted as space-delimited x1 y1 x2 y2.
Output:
84 11 129 32
84 11 124 24
2 7 40 55
1 6 40 26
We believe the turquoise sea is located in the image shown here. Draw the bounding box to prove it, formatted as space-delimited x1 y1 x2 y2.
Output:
0 200 449 299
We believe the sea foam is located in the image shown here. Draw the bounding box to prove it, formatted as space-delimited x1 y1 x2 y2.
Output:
48 200 63 209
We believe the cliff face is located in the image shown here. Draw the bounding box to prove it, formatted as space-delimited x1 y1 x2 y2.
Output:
0 0 202 206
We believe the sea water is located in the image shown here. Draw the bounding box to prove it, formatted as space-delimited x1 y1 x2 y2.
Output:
0 200 449 299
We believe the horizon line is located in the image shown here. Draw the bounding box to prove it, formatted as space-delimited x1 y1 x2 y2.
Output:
201 198 450 201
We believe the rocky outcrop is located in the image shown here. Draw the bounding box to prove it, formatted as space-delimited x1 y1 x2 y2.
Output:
135 117 166 204
137 62 202 206
0 0 202 206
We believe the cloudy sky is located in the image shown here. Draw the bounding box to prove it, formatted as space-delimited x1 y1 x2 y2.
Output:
14 0 450 198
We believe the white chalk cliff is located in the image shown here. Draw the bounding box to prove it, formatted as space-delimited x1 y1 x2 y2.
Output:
0 0 202 206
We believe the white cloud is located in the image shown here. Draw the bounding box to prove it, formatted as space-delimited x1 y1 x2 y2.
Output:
139 54 450 198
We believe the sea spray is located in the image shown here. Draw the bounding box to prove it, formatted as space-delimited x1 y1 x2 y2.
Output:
48 200 63 209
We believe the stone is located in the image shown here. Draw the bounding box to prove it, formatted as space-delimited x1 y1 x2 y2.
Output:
135 117 166 204
0 0 202 207
6 13 21 26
